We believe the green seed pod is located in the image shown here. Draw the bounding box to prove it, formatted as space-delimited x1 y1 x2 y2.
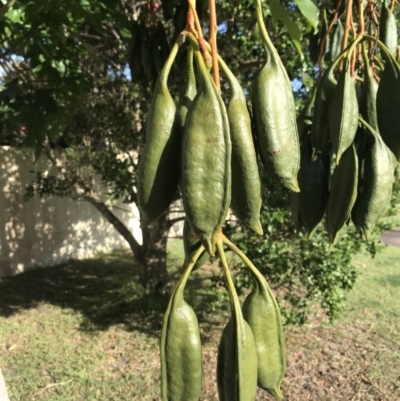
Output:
328 58 359 165
290 192 303 232
160 249 203 401
183 219 209 270
141 26 157 85
298 136 330 238
308 31 321 65
360 53 379 132
309 16 329 64
137 40 182 222
329 19 344 63
252 0 300 192
379 0 398 58
296 90 315 148
394 160 400 181
178 47 197 130
151 30 164 74
352 125 394 240
181 46 231 256
217 319 258 401
326 145 359 247
376 54 400 161
218 56 263 235
161 0 175 21
242 264 286 399
216 242 258 401
128 21 143 83
353 126 367 179
156 21 171 63
310 66 337 160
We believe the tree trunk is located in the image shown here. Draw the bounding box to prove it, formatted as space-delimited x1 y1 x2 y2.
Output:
85 195 170 291
42 148 173 291
138 213 170 291
85 196 142 257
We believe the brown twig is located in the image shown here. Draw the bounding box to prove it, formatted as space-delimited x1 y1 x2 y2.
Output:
366 0 378 57
349 15 358 74
317 0 343 77
209 0 220 91
341 0 354 69
187 0 212 67
186 7 197 34
351 43 357 75
36 380 73 395
358 0 365 34
350 17 357 37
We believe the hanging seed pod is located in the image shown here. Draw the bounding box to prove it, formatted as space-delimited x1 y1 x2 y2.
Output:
353 126 368 180
310 65 337 160
178 47 197 130
379 0 398 59
298 136 330 238
183 219 209 270
360 47 379 132
160 248 203 401
137 38 183 222
326 145 359 247
242 261 286 399
296 91 315 147
140 26 157 85
352 124 394 240
290 192 303 232
151 30 165 74
218 56 263 235
252 0 300 192
161 0 175 21
329 20 344 62
328 58 359 165
309 16 329 64
177 48 196 197
216 242 258 401
181 44 231 256
376 54 400 161
394 160 400 181
309 30 321 65
128 21 143 83
217 320 258 401
156 21 171 64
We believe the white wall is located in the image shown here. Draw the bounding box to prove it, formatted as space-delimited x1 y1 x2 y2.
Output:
0 148 143 276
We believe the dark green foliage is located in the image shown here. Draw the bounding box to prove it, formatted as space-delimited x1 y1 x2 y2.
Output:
2 0 399 301
224 176 368 324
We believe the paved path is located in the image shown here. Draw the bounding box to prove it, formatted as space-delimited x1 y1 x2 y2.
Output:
0 369 10 401
380 228 400 247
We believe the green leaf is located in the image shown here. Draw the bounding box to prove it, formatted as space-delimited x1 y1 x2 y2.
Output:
269 0 304 60
81 10 104 33
119 27 131 39
292 0 319 32
0 0 17 21
51 59 66 75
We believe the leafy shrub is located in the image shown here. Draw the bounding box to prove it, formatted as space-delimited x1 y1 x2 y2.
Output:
223 176 394 324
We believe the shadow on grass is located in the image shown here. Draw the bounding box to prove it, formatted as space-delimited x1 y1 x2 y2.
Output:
375 274 400 287
0 250 171 336
0 247 229 338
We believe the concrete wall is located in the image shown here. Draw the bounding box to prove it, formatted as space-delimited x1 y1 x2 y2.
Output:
0 148 143 276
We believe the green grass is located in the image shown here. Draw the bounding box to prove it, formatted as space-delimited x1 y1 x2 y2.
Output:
0 240 399 400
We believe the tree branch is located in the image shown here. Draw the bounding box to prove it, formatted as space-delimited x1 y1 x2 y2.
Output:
83 193 142 257
41 144 143 259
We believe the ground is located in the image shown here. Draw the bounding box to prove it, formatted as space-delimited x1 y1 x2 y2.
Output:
0 237 399 400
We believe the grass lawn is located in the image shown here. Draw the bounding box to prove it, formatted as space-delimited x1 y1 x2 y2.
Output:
0 240 399 400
